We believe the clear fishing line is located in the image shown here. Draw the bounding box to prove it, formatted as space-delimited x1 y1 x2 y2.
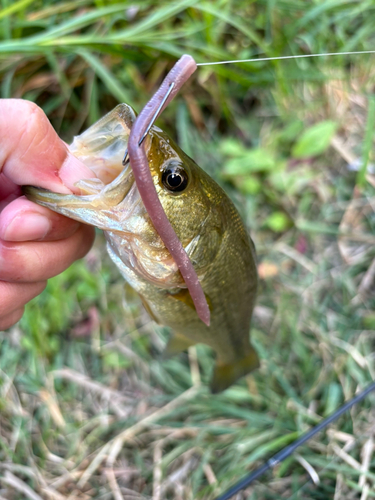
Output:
196 50 375 66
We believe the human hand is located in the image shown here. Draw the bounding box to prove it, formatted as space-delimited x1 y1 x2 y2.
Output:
0 99 96 330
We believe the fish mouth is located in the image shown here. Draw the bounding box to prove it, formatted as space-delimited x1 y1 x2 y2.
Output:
69 103 136 185
23 104 140 231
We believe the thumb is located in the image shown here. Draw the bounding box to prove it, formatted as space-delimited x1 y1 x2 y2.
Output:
0 99 95 194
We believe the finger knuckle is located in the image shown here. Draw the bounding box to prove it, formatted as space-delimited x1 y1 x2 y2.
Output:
0 242 43 282
0 244 23 281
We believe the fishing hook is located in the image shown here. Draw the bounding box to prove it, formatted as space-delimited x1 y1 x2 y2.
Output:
122 82 175 166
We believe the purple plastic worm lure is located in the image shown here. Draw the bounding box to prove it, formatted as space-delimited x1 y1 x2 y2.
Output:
127 54 210 326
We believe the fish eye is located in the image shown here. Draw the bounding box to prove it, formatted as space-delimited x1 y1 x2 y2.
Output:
162 162 189 193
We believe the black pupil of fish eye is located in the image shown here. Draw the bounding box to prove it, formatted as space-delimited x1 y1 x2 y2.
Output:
168 173 182 187
162 166 188 192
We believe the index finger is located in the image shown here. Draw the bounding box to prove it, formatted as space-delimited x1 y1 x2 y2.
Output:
0 99 95 193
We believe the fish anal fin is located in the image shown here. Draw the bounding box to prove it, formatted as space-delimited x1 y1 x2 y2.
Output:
210 345 260 393
164 333 195 357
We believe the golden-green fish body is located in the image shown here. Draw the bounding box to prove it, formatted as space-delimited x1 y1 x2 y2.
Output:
24 104 259 392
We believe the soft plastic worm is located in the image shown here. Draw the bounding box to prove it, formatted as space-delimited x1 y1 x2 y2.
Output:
127 54 210 326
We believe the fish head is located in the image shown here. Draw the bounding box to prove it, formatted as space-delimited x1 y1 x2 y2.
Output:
24 104 224 289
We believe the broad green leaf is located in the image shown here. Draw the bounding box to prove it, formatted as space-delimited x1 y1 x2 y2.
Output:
277 119 304 143
269 168 316 194
292 120 338 159
239 177 261 194
264 211 290 232
219 138 248 157
222 148 276 176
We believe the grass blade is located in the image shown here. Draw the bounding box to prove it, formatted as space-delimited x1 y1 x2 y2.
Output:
78 49 131 103
0 0 34 21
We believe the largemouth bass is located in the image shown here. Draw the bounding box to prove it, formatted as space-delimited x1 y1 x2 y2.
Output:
24 103 259 392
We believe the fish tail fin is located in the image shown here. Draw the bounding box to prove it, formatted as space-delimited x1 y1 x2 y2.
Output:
210 345 260 393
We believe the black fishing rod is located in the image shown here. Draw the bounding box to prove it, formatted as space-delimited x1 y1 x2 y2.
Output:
215 379 375 500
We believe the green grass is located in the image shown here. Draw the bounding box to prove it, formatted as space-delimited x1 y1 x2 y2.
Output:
1 1 375 499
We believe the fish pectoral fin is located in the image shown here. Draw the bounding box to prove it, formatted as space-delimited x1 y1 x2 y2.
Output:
164 333 195 357
210 345 260 393
168 289 212 312
167 288 195 310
